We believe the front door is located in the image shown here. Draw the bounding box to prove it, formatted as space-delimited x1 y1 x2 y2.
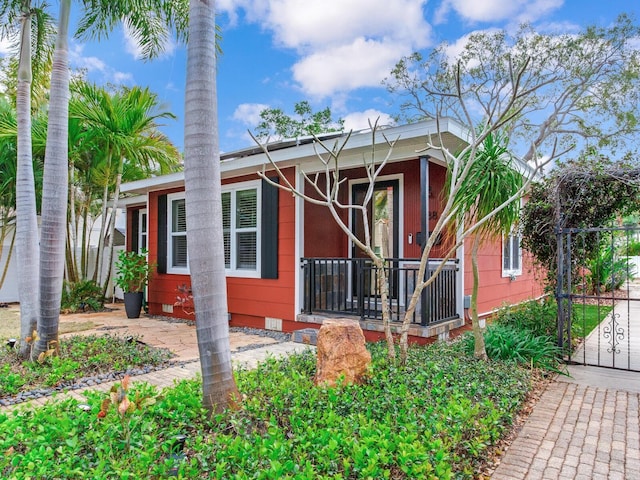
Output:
352 180 399 298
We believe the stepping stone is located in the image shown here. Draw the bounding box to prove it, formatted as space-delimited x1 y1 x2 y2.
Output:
292 328 319 346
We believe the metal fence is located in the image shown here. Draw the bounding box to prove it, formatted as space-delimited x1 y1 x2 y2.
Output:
301 257 459 325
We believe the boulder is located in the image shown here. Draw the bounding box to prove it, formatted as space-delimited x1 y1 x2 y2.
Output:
314 319 371 387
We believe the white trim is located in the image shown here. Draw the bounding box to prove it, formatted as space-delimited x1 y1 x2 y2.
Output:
456 224 465 321
167 193 189 274
294 165 303 316
347 174 405 304
164 180 262 277
347 173 405 260
138 208 148 254
501 232 523 278
223 180 262 278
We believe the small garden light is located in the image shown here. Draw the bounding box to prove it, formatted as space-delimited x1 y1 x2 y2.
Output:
6 338 16 349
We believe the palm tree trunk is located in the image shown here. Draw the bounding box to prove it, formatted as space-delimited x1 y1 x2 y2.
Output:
67 156 79 281
184 0 239 414
101 163 124 298
35 0 70 356
470 235 488 360
15 3 41 358
93 181 110 282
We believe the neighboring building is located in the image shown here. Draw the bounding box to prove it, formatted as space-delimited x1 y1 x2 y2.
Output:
120 119 544 341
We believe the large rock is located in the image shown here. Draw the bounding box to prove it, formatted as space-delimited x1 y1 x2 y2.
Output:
314 319 371 387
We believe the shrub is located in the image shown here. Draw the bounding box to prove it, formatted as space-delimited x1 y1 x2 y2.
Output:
465 324 563 372
0 343 533 479
625 240 640 256
61 280 105 313
492 297 557 338
0 334 173 397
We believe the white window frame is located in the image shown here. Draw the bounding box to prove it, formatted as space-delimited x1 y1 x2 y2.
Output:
165 180 261 277
167 193 189 274
223 180 261 278
502 230 522 278
138 209 148 254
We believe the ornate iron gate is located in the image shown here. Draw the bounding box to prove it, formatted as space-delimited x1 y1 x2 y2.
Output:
557 225 640 371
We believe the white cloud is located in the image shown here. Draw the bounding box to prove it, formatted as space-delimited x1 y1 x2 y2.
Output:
292 38 410 98
69 44 107 73
343 109 395 132
438 0 563 24
220 0 432 98
69 43 134 86
113 71 134 84
232 103 270 127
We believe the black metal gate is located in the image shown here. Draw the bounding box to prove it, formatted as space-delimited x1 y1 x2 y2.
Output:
557 225 640 371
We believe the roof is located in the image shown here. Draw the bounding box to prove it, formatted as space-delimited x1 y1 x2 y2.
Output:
120 118 531 196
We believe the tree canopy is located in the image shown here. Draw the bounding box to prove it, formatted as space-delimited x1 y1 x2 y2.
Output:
255 101 344 140
385 14 640 164
520 155 640 284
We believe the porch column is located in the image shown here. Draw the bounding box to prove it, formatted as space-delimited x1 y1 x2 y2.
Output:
419 156 430 325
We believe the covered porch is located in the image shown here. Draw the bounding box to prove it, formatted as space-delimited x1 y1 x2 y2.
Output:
295 151 465 338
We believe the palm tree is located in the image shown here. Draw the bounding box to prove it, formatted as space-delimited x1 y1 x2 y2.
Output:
184 0 239 413
0 0 53 357
449 131 523 360
69 82 180 294
34 0 188 356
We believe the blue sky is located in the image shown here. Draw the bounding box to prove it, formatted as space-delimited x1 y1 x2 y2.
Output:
2 0 639 153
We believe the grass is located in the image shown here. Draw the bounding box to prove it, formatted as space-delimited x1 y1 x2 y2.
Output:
0 334 173 397
0 342 535 479
0 306 97 340
571 304 614 339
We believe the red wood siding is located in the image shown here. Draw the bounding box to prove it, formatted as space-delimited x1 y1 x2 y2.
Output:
141 170 297 326
303 159 450 259
464 234 544 316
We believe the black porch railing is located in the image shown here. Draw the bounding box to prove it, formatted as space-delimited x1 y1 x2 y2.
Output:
301 257 459 326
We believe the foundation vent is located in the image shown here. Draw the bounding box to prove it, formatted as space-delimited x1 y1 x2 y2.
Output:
265 317 283 331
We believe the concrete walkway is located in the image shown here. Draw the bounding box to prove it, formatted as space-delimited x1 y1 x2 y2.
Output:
571 280 640 370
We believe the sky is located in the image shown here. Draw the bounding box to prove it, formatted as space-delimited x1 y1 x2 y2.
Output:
1 0 639 154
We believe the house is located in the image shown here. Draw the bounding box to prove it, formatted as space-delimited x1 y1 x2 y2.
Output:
119 118 543 341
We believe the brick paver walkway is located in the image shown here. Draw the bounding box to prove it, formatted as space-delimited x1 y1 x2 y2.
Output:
491 376 640 480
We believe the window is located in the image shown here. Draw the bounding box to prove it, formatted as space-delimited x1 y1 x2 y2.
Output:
165 181 261 276
223 186 259 272
503 232 522 276
168 195 188 272
138 209 148 253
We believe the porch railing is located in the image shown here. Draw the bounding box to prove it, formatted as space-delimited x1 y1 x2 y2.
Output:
301 257 459 326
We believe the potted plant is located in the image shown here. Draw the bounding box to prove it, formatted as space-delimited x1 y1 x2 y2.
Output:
115 249 155 319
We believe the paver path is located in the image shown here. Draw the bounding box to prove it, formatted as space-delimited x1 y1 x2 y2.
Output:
491 367 640 479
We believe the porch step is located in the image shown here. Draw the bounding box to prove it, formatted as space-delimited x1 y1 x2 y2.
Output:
292 328 319 346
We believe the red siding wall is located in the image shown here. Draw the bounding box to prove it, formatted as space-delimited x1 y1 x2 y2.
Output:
139 169 298 330
464 235 545 316
303 159 450 259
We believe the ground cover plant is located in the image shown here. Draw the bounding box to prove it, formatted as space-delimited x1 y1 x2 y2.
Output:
0 342 533 479
0 334 173 397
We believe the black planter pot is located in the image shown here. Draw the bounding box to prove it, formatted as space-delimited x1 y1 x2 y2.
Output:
123 291 144 319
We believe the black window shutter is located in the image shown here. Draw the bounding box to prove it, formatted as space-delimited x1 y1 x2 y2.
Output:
157 195 167 274
131 209 139 253
261 177 279 279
